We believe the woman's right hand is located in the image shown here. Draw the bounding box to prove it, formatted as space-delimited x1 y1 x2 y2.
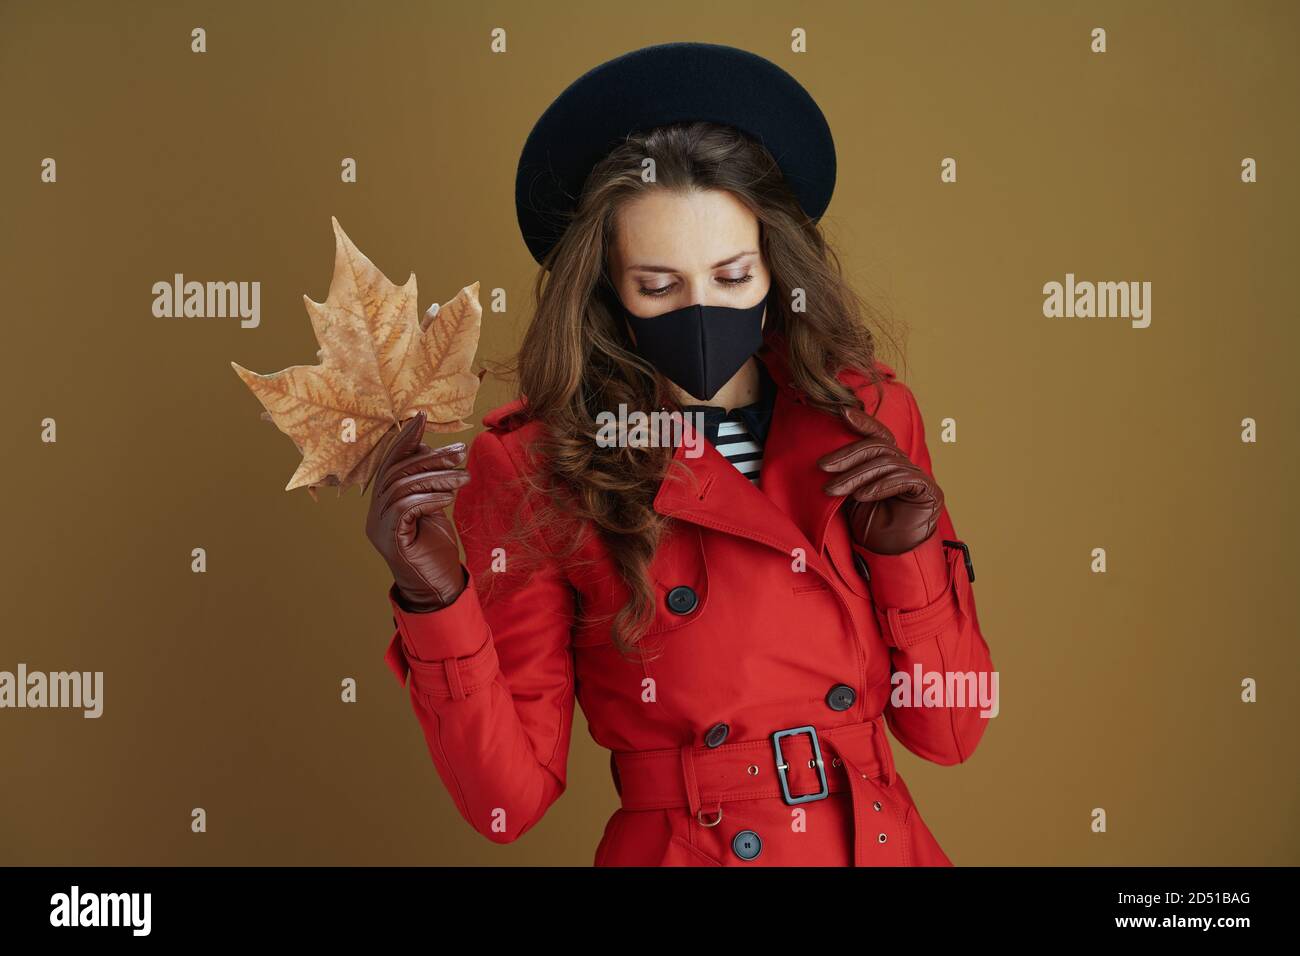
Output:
365 411 472 612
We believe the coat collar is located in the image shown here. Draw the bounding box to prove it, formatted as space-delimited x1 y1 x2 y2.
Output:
653 330 885 559
479 329 894 561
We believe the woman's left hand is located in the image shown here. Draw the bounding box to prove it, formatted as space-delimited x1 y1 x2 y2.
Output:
817 406 944 555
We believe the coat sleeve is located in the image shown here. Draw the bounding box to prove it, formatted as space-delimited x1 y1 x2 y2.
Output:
381 428 577 844
852 383 995 765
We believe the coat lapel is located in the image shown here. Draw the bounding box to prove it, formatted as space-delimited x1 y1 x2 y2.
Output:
652 413 810 560
652 333 873 559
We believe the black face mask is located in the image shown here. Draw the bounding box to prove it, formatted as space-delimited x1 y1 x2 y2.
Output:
619 290 769 402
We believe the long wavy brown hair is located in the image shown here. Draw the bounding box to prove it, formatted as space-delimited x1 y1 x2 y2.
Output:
484 120 900 659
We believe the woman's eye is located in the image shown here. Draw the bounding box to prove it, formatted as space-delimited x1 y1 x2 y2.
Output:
636 274 754 298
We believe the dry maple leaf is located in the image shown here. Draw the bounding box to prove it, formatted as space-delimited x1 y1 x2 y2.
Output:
232 217 481 495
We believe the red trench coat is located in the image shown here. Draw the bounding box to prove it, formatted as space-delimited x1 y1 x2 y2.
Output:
382 331 994 866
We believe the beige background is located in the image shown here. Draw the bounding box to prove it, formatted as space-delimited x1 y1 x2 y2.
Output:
1 0 1296 865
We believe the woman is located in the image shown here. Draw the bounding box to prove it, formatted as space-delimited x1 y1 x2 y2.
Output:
367 42 994 866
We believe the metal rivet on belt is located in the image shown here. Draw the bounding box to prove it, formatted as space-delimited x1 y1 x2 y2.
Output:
747 764 759 775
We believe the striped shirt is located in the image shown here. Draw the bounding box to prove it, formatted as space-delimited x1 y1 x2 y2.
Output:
680 359 777 485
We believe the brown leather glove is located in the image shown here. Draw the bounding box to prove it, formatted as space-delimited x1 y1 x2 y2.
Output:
365 411 471 612
817 405 944 556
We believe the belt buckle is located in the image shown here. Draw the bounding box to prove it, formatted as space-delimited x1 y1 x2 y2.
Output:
771 725 829 805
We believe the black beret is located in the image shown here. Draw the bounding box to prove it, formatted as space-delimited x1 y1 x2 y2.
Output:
514 41 837 269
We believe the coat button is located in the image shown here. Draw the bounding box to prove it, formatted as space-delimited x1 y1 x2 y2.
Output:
826 684 856 711
732 829 762 861
666 585 698 615
704 723 730 748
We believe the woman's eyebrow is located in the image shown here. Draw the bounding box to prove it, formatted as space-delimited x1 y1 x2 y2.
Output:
627 250 758 273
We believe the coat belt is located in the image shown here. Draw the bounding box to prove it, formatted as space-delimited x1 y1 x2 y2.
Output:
610 715 901 866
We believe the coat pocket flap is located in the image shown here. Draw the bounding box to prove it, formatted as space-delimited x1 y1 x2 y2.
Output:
658 834 723 866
